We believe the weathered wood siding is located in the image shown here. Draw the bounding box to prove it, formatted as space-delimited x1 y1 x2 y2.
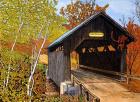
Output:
48 14 132 86
62 16 124 52
61 16 123 72
48 51 71 86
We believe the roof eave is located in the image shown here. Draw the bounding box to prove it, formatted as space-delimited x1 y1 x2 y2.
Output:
48 11 104 49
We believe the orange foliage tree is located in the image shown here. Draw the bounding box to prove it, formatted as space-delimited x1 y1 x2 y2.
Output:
60 0 109 30
126 20 140 75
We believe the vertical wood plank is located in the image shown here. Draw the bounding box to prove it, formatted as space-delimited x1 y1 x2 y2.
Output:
48 50 71 86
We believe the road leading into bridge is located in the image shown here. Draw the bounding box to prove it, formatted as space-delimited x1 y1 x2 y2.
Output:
72 69 140 102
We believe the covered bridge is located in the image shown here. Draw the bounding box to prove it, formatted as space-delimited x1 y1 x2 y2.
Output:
48 11 134 86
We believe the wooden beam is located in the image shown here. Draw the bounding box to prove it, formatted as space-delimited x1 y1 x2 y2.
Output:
120 49 127 80
79 65 140 81
72 75 100 102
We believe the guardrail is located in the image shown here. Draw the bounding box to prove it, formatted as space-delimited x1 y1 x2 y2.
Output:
79 65 140 81
72 65 140 102
72 75 100 102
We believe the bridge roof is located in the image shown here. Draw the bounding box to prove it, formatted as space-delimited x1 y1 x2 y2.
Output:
48 11 134 49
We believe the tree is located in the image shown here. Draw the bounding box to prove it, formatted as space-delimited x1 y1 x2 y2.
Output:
135 0 140 23
0 49 31 101
0 0 66 101
60 0 109 29
126 20 140 76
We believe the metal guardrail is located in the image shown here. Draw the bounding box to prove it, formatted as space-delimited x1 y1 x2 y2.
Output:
79 65 140 81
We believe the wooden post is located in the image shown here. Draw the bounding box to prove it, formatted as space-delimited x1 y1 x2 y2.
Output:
79 84 82 95
63 41 71 82
94 97 100 102
86 91 89 101
64 52 71 81
120 49 127 80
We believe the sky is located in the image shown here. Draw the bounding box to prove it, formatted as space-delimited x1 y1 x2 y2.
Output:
56 0 139 25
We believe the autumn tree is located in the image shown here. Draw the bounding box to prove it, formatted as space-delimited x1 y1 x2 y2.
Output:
126 20 140 76
60 0 109 29
0 0 66 101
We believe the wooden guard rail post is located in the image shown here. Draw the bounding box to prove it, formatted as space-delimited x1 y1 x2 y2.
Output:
72 65 140 102
72 75 100 102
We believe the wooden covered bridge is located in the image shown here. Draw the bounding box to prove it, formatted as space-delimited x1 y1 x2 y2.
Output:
47 11 140 101
48 11 134 86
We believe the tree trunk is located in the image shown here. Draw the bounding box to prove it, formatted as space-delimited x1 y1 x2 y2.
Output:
5 22 24 87
27 36 47 96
